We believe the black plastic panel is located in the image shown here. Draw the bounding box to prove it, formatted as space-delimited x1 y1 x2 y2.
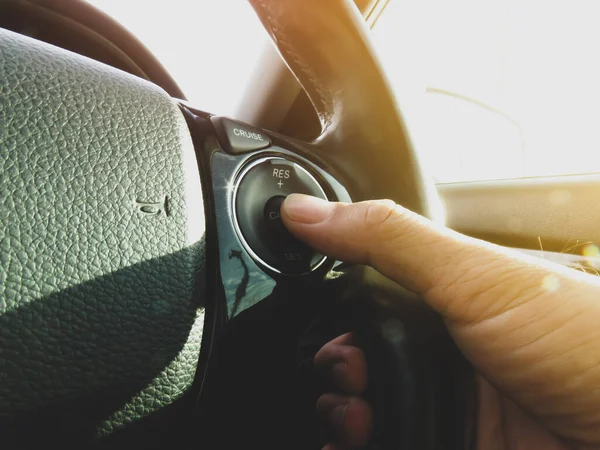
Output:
183 106 351 319
182 106 471 450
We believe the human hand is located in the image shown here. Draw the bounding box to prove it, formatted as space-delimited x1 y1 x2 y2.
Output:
282 194 600 449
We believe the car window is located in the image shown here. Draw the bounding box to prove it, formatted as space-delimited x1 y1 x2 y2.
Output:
87 0 267 117
371 0 600 183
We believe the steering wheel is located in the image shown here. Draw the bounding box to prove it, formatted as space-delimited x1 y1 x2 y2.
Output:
0 1 473 449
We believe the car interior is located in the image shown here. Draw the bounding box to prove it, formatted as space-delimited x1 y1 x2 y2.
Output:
2 0 599 449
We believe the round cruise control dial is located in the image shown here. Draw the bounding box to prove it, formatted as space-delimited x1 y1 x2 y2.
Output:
234 157 327 274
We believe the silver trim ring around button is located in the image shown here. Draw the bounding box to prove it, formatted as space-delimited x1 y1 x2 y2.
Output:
231 156 328 275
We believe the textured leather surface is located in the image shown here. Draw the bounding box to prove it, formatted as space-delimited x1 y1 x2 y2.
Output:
0 28 205 447
249 0 439 219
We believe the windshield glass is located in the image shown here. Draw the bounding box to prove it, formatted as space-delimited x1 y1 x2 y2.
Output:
89 0 600 183
371 0 600 182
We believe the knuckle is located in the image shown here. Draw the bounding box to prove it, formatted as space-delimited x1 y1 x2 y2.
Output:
363 200 398 230
362 200 403 266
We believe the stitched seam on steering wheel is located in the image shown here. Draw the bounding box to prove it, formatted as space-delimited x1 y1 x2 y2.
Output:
254 0 334 133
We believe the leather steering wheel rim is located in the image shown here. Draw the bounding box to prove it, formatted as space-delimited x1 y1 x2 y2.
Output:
0 1 466 449
249 0 439 216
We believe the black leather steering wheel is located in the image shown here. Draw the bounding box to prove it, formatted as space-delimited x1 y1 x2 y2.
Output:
0 1 472 449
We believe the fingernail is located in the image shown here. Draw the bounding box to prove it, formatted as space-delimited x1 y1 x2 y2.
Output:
283 194 332 224
332 405 348 428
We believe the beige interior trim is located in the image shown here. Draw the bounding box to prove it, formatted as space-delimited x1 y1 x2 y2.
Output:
438 174 600 252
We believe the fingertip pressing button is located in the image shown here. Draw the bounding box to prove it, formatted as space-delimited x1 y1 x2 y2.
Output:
234 158 327 274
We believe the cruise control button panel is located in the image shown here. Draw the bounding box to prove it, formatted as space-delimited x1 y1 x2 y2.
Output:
234 157 327 274
212 116 271 155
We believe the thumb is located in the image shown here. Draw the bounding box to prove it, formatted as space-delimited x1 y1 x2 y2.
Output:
281 194 597 325
281 193 497 319
282 194 600 445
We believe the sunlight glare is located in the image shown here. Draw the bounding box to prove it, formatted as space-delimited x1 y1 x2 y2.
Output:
541 275 560 292
371 0 600 183
582 244 600 258
86 0 267 116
